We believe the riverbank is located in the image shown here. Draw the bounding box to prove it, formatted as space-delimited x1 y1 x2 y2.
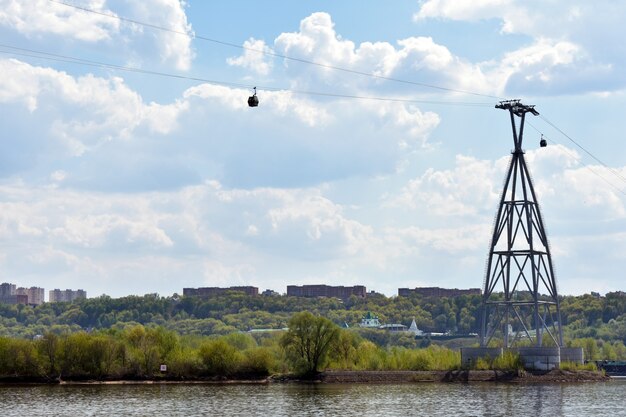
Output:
314 369 610 383
0 369 609 385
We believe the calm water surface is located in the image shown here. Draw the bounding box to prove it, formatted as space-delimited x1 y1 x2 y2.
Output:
1 379 625 416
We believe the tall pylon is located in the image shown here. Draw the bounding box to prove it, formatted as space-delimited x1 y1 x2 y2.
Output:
480 100 563 348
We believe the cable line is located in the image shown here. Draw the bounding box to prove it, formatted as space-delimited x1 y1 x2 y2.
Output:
526 121 626 197
0 43 493 107
540 115 626 186
48 0 504 100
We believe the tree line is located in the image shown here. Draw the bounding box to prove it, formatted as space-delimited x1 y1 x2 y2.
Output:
0 291 625 354
0 313 466 381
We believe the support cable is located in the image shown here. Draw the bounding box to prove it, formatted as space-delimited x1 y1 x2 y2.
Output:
0 43 493 107
540 115 626 185
48 0 504 100
526 121 626 197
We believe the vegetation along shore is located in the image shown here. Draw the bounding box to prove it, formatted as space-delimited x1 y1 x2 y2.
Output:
0 291 624 382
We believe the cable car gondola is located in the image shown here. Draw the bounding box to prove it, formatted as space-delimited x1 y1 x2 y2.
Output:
540 134 547 147
248 87 259 107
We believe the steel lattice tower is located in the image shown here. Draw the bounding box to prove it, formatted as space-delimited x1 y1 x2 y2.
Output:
480 100 563 348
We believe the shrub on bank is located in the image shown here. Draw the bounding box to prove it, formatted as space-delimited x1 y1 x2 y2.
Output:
559 361 597 371
198 339 241 376
471 351 523 371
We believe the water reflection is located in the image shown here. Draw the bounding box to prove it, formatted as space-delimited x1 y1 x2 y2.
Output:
0 380 623 417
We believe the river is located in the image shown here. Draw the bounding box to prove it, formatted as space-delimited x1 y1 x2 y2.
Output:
1 379 625 416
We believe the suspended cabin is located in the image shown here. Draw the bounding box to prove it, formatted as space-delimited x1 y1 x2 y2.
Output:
540 134 547 147
248 87 259 107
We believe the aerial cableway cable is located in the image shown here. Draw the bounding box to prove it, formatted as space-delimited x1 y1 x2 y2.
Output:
540 115 626 185
1 44 623 198
0 43 493 108
47 0 503 101
526 121 626 197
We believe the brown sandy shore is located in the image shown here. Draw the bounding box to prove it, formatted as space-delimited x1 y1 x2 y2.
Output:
0 370 610 385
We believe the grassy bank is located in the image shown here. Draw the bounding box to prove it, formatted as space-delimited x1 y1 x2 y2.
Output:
0 324 604 383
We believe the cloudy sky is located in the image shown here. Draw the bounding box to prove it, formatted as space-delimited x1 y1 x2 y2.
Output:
0 0 625 298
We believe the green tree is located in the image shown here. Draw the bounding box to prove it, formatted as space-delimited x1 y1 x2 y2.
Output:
280 311 340 375
36 333 59 376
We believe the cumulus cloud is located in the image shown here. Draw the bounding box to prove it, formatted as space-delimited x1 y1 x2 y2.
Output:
392 154 504 216
0 180 386 295
0 53 442 191
414 0 626 93
385 224 490 254
124 0 195 71
0 58 188 160
268 11 611 97
1 5 624 297
0 0 194 70
0 0 120 41
227 38 274 76
273 12 493 95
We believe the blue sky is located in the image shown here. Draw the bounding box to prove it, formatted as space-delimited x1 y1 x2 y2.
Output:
0 0 625 298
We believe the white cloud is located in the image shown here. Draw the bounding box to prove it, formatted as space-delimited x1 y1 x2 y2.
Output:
414 0 520 29
0 58 188 157
227 38 274 76
125 0 195 71
0 0 120 42
414 1 625 94
0 0 194 70
392 154 503 216
273 13 494 95
269 12 605 97
0 180 386 295
385 224 490 254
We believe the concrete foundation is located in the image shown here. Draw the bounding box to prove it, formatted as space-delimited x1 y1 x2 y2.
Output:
460 347 503 367
462 346 584 371
514 347 560 371
560 347 584 365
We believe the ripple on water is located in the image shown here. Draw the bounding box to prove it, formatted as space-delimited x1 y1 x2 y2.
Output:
0 380 624 417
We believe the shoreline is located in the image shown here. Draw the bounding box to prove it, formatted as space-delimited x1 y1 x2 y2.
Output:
0 369 610 385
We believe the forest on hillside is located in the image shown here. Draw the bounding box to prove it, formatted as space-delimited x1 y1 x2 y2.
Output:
0 291 625 351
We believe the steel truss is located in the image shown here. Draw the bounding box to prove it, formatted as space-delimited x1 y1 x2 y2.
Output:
480 100 563 348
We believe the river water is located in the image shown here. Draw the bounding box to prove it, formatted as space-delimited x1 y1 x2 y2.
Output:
1 379 625 416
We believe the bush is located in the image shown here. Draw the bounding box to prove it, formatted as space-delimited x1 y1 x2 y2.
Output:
240 347 275 376
470 351 523 371
559 361 597 371
198 339 241 376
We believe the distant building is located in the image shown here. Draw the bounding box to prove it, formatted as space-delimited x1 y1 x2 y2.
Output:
0 282 16 298
183 286 259 298
16 286 45 306
379 323 408 332
398 287 481 298
408 318 423 336
49 289 87 303
287 284 366 300
359 311 381 328
261 289 279 297
0 283 27 305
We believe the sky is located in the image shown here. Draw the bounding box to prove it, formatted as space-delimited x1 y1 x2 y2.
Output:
0 0 625 298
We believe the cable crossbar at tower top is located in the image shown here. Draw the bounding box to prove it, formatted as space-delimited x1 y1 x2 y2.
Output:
0 43 493 107
48 0 504 101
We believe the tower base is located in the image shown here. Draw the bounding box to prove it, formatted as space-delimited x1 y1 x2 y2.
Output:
461 347 584 371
